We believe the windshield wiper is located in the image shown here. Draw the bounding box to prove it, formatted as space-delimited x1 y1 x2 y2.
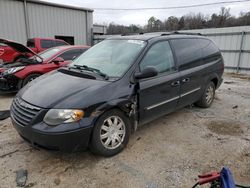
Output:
71 65 109 80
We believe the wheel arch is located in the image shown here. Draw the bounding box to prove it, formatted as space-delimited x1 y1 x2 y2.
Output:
207 73 220 89
89 98 136 133
92 98 133 119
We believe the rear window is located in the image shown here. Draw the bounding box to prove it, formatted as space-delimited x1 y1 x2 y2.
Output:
171 38 202 67
41 40 54 49
27 39 35 48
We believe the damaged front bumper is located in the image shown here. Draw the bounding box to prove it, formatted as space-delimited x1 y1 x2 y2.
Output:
0 74 20 93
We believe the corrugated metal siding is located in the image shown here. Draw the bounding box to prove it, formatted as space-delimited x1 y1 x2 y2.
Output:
27 2 88 45
0 0 92 45
0 0 27 44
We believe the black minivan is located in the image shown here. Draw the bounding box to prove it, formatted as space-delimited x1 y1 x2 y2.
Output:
10 33 224 156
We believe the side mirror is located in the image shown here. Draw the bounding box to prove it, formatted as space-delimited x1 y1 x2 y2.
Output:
52 57 64 65
134 66 158 80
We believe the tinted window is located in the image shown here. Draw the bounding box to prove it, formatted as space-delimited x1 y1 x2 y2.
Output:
55 41 68 47
140 41 175 74
198 39 219 57
27 39 35 48
41 40 54 48
58 49 85 61
171 38 201 66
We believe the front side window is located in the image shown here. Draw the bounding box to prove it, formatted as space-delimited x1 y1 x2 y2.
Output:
140 41 175 74
70 39 146 77
58 49 85 61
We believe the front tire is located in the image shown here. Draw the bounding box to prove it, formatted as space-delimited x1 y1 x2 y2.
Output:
90 109 131 157
195 81 215 108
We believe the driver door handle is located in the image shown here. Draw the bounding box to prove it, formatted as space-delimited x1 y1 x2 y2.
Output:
182 78 190 83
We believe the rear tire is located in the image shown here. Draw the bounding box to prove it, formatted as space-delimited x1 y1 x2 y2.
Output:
22 74 41 87
195 82 215 108
90 109 131 157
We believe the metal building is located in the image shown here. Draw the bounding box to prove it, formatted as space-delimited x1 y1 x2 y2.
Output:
0 0 93 45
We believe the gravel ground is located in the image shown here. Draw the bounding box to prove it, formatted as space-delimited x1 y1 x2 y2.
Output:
0 74 249 188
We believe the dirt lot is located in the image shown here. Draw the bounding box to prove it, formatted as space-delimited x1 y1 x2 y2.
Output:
0 74 249 188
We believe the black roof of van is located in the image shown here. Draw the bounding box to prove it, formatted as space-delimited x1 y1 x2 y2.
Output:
108 32 206 41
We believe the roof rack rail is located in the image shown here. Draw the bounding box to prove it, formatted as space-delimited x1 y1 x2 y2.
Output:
121 33 144 36
161 31 202 36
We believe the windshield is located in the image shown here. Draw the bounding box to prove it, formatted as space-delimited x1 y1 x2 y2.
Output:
70 39 146 77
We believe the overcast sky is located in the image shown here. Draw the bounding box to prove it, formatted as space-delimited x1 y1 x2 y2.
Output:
44 0 250 25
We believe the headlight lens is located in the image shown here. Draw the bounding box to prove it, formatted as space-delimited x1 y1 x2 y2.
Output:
44 109 84 126
5 66 25 74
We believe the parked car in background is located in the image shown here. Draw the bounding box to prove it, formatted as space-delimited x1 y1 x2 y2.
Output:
10 33 224 156
0 38 69 63
0 41 89 93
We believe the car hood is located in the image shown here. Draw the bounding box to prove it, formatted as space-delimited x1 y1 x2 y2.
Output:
0 38 37 55
18 70 111 109
0 59 41 69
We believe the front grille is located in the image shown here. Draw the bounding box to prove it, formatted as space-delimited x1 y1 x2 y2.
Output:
11 98 41 126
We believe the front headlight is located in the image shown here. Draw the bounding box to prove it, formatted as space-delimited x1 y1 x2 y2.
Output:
5 66 25 74
44 109 84 126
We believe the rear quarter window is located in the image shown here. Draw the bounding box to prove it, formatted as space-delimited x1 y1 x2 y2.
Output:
170 38 202 67
198 39 219 57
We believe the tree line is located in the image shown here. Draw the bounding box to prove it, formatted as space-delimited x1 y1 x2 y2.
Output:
106 7 250 34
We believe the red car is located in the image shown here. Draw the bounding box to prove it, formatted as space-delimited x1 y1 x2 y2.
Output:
0 38 69 63
0 39 89 93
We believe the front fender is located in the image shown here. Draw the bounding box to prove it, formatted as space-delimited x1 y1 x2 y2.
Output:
91 98 133 118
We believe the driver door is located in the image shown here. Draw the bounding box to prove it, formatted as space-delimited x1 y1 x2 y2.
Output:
137 41 181 125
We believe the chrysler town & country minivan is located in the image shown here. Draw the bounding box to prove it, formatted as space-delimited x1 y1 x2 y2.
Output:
10 33 224 156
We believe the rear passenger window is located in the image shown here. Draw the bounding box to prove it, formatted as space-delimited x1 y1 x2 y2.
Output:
55 41 68 47
41 40 53 48
140 41 175 74
171 39 201 66
198 39 219 57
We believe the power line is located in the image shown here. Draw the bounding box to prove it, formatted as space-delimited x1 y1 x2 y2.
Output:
93 0 250 11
